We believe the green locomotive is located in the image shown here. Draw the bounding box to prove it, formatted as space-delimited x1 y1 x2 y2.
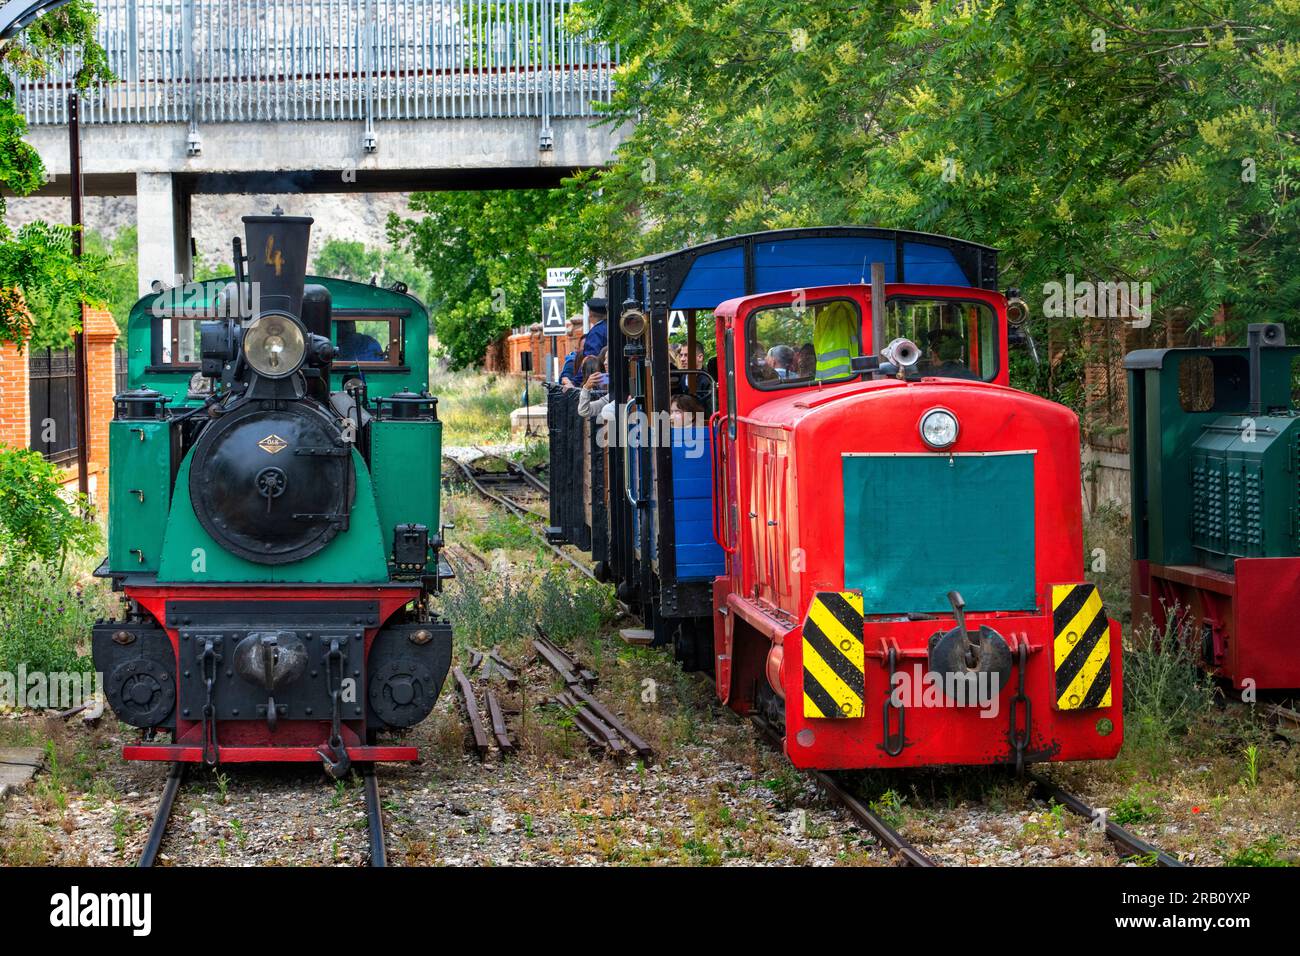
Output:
93 211 451 775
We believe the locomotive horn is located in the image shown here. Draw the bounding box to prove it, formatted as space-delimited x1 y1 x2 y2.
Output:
620 304 648 339
882 337 921 369
1005 290 1030 327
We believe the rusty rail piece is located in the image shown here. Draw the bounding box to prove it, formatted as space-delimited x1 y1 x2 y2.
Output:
750 717 936 867
556 691 627 756
535 623 654 761
533 623 598 689
485 691 516 753
1026 772 1184 867
569 685 654 759
451 666 490 759
488 648 519 689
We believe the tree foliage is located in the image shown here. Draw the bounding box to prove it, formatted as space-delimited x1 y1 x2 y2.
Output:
387 184 600 368
0 0 113 349
313 237 435 307
563 0 1299 398
0 446 98 565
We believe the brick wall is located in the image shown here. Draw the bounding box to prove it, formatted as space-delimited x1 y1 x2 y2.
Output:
81 306 120 504
0 336 31 450
491 318 586 376
0 305 119 509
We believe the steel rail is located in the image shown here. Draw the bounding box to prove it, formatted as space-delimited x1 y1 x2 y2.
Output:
451 665 491 758
138 761 186 868
362 766 387 867
750 717 937 867
472 445 550 494
449 455 604 584
1026 771 1184 867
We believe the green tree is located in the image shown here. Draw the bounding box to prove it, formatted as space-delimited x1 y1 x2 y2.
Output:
387 185 600 368
83 226 137 340
313 238 436 306
0 0 112 349
573 0 1300 403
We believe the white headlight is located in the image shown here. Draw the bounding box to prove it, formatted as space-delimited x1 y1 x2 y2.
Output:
243 312 305 378
919 407 959 449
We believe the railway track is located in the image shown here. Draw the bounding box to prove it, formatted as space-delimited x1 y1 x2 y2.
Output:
472 445 550 494
448 454 604 585
137 763 391 867
750 716 936 866
753 716 1185 867
453 448 1184 869
1026 772 1184 867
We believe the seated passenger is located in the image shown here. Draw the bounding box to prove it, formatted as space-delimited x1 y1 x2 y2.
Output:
923 330 981 380
794 343 816 378
669 393 706 427
335 321 385 361
766 345 796 379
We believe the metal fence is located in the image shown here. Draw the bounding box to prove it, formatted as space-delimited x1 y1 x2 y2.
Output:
29 348 80 465
14 0 618 125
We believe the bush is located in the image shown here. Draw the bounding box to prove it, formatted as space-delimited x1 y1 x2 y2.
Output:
0 446 99 566
0 562 108 675
1120 615 1216 773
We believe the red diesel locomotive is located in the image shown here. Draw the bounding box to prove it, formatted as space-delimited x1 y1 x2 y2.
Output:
709 279 1123 770
550 228 1121 772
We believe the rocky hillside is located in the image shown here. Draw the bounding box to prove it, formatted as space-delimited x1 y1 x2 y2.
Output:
5 192 417 269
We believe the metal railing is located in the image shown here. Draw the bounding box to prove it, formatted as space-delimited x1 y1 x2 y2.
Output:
29 347 79 465
14 0 618 125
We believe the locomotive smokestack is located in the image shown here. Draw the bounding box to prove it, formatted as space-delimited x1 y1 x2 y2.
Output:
242 212 313 318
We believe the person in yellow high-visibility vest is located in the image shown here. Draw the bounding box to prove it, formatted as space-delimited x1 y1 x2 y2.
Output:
813 300 863 379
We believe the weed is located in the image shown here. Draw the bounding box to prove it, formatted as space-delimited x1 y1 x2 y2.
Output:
1110 788 1161 826
869 789 907 828
1226 836 1290 867
1241 744 1260 789
1120 616 1215 776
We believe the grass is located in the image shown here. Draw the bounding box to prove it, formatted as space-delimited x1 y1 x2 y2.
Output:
430 367 530 445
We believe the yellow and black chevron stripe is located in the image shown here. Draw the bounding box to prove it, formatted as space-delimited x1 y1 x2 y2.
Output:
1051 583 1112 710
802 591 865 719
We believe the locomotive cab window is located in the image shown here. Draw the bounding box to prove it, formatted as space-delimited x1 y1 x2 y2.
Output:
332 313 404 367
149 315 202 368
746 298 863 389
886 297 998 382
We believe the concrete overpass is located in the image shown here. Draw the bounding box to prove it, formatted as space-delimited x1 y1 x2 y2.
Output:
17 0 624 292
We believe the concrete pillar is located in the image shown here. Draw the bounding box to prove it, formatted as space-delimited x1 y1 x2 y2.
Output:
135 172 192 296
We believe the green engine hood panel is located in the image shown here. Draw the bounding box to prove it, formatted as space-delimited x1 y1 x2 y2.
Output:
157 447 390 583
842 452 1037 615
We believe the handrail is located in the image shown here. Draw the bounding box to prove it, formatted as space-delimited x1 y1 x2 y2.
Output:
709 409 737 554
669 368 717 416
622 398 642 508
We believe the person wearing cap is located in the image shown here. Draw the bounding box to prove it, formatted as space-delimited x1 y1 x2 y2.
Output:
581 298 608 361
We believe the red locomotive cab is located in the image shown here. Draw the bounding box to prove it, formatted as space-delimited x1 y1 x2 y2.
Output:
709 282 1123 770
